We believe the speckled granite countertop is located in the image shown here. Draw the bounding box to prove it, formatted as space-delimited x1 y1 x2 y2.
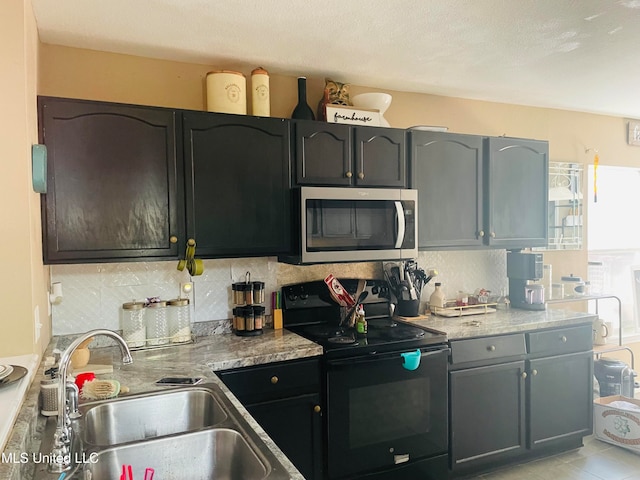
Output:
1 329 322 480
404 307 596 339
1 309 596 480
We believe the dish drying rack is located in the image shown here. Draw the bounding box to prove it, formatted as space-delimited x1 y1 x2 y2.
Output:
429 302 498 317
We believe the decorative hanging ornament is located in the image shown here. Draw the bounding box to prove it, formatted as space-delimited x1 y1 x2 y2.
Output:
593 153 599 203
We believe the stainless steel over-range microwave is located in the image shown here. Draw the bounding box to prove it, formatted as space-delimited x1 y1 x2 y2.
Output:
280 186 418 264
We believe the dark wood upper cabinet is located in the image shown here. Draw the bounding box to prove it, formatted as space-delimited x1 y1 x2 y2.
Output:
411 132 548 250
295 121 352 186
354 126 406 187
411 131 484 248
485 137 549 248
183 112 291 257
38 96 183 263
294 121 407 188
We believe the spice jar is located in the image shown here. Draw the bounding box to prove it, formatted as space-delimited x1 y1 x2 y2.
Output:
167 298 191 343
232 283 249 305
244 283 254 305
121 301 146 348
146 301 169 346
233 307 245 332
253 305 265 330
252 281 265 304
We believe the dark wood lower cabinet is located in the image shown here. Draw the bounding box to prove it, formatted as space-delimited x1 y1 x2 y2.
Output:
216 358 323 480
450 361 526 471
528 351 593 448
449 325 593 478
246 393 323 480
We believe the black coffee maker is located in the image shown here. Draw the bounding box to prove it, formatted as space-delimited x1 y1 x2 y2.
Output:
507 251 546 310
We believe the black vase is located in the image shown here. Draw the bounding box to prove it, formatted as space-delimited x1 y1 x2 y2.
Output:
291 77 315 120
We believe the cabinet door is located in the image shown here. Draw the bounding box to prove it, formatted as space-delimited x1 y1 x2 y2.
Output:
295 120 352 186
527 351 593 448
485 137 548 248
354 127 407 187
183 112 291 257
247 393 324 480
39 97 182 263
449 361 526 471
411 131 484 248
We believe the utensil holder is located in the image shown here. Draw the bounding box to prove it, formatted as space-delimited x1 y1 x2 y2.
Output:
396 299 420 317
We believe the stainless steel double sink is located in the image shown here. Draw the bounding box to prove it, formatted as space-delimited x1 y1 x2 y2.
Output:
34 383 293 480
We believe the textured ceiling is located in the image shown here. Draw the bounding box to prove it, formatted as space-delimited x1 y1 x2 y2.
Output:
31 0 640 118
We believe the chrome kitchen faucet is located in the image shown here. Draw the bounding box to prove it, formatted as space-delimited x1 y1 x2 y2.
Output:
48 329 133 473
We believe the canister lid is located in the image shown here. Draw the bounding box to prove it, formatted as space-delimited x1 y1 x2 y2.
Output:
251 67 269 76
232 282 252 292
252 305 266 314
252 281 265 290
167 298 189 306
206 69 245 77
146 301 167 308
122 301 145 310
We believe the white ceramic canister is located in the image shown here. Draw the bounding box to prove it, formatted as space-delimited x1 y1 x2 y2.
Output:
251 67 270 117
206 70 247 115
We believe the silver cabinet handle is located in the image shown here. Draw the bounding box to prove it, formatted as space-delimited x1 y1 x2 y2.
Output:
490 232 496 238
487 345 496 352
531 369 538 376
521 371 527 379
358 172 365 179
560 335 567 343
479 230 485 237
345 171 353 178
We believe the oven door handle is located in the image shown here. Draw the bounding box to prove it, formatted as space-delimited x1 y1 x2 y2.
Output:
394 201 405 249
328 347 450 368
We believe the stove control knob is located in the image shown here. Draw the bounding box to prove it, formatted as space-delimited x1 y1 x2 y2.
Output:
288 294 298 301
300 293 309 300
371 286 380 295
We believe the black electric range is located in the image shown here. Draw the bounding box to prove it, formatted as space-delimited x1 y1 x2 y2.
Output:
282 279 450 480
282 279 447 359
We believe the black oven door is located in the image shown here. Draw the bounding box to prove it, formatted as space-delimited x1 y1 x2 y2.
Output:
325 346 449 479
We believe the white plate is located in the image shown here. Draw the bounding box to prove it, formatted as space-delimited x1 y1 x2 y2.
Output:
409 125 449 132
0 365 14 381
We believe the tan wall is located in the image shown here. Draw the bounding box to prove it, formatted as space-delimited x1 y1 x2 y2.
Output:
0 0 49 357
33 43 640 350
40 43 640 286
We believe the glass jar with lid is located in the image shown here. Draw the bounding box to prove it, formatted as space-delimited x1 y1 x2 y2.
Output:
167 298 191 343
121 301 146 348
252 281 265 304
146 301 169 346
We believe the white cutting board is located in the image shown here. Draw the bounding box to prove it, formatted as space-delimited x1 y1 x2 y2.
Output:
0 354 39 452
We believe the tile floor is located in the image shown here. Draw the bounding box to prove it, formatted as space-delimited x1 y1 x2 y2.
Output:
469 435 640 480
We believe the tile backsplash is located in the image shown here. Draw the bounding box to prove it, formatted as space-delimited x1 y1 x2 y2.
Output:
51 250 508 335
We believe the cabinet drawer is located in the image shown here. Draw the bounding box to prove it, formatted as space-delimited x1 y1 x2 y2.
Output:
217 357 321 404
527 324 592 356
450 334 526 365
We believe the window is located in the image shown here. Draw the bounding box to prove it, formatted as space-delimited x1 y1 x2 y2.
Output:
588 165 640 339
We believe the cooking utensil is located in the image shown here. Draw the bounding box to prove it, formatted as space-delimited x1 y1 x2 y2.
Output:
343 291 369 328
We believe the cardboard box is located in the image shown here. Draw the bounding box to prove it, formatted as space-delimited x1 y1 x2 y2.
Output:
594 395 640 453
